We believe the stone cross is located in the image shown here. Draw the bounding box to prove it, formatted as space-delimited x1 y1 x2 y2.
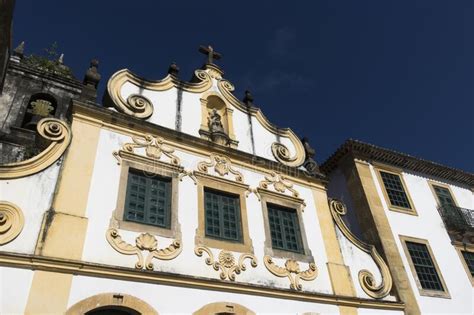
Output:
199 45 222 64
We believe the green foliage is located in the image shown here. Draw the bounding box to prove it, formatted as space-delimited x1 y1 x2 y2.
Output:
23 42 74 78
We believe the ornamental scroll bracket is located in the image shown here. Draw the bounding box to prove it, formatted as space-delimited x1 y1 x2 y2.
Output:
0 118 72 179
0 201 25 245
196 153 243 182
106 68 213 119
329 199 393 299
106 228 182 270
194 246 257 281
258 171 300 198
263 255 317 290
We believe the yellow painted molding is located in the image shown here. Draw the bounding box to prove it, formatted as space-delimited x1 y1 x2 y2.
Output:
0 118 71 179
0 201 24 245
0 252 405 311
72 103 327 190
329 199 392 299
25 271 73 314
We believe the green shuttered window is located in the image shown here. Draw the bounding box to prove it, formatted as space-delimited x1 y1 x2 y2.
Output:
461 251 474 277
124 169 172 228
406 241 444 291
267 203 303 253
380 171 412 209
204 188 242 242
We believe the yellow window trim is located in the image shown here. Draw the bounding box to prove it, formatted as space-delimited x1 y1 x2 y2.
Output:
399 235 451 299
374 166 418 216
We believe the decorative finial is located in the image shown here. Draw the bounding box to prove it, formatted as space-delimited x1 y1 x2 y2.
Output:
301 137 319 176
13 41 25 58
198 45 222 65
58 53 64 64
80 58 101 102
243 90 254 106
168 62 180 76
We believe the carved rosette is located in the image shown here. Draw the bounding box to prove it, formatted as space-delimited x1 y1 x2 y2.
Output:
197 153 243 182
329 199 393 299
106 228 182 270
125 94 153 119
263 256 317 290
113 134 180 166
259 171 299 198
194 246 257 281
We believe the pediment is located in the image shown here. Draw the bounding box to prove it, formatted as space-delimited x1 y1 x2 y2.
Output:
104 64 306 167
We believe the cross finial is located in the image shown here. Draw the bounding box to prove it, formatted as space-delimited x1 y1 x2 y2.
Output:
198 45 222 65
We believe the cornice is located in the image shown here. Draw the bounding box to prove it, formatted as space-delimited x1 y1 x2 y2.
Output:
321 139 474 188
71 101 328 187
0 251 405 311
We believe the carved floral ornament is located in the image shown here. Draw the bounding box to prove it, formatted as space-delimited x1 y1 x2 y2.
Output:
263 255 318 290
106 228 182 270
0 118 72 179
197 153 243 182
258 171 300 198
113 134 196 184
194 246 257 281
0 201 24 245
329 199 393 299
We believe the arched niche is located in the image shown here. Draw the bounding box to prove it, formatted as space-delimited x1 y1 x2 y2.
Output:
199 92 238 148
22 93 58 130
66 293 158 315
193 302 256 315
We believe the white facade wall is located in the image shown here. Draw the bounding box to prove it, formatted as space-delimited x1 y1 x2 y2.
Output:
81 128 334 294
0 162 61 254
369 166 473 315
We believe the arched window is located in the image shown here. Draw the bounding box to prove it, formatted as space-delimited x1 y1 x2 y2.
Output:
22 93 57 130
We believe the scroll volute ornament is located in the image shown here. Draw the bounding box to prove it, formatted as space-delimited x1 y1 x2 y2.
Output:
329 199 393 299
263 255 317 290
106 228 182 270
124 94 153 119
0 201 25 245
0 118 72 179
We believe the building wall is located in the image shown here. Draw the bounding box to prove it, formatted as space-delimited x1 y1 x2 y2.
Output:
369 165 473 314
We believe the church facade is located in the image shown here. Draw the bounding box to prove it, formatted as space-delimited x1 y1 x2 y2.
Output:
0 10 472 314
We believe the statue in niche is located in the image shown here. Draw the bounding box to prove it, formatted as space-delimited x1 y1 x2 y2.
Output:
208 108 226 134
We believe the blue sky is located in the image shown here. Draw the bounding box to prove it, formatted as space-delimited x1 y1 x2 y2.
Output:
12 1 474 172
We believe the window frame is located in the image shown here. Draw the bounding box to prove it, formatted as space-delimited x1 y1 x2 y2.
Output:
113 151 181 239
195 172 253 253
259 188 313 263
399 235 450 298
203 187 243 243
374 166 418 216
453 243 474 286
428 181 460 209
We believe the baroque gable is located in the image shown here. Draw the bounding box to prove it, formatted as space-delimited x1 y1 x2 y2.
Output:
104 57 306 167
